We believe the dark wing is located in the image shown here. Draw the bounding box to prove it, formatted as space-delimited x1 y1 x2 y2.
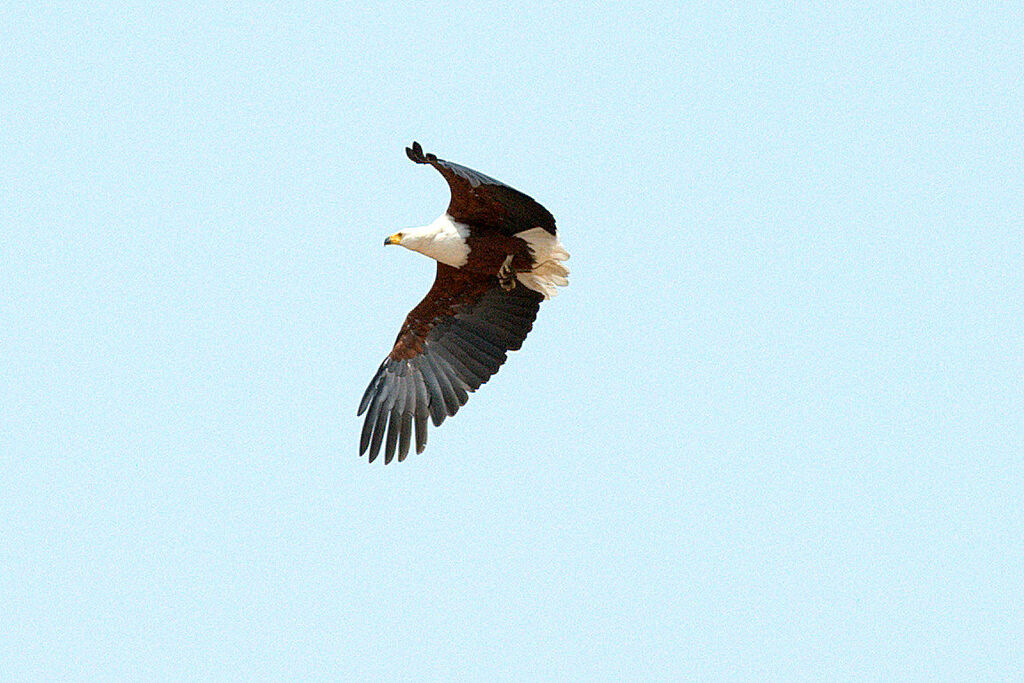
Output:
358 263 543 464
405 141 557 237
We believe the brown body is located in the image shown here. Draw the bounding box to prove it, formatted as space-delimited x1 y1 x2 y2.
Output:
464 231 534 275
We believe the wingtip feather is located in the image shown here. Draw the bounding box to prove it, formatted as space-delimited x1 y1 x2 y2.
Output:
406 141 427 164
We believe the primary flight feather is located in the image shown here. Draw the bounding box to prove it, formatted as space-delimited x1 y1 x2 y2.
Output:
357 142 570 464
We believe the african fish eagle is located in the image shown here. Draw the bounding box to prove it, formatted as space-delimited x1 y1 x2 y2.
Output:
357 142 570 464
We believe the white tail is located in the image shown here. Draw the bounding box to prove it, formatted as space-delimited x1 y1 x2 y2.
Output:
514 227 570 299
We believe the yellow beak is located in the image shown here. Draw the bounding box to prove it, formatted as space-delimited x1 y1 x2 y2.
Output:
384 233 402 246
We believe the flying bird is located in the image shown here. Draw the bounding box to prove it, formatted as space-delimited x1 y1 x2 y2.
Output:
358 142 570 464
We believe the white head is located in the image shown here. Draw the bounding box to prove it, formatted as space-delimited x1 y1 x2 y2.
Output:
384 213 470 268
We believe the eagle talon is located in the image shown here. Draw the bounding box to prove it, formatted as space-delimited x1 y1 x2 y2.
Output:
498 254 516 290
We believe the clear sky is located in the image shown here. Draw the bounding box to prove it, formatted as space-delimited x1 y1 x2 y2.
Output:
2 2 1022 679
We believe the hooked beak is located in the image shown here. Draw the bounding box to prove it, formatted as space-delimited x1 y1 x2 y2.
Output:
384 233 402 246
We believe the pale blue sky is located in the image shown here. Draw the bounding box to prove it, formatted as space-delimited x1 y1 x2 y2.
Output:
2 2 1022 679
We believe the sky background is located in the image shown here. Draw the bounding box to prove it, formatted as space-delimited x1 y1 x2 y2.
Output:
2 2 1022 679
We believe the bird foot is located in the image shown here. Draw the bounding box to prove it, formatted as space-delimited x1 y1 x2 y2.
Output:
498 254 516 291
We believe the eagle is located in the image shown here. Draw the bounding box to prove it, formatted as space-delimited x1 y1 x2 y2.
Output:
357 142 570 464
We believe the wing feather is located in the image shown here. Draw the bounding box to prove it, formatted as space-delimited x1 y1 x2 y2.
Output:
435 336 492 382
357 262 543 463
405 141 556 236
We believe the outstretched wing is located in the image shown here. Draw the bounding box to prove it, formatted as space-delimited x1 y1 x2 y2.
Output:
405 141 557 237
358 263 544 464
